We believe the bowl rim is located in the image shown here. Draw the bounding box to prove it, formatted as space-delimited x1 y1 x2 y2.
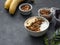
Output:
24 16 50 33
54 14 60 22
51 7 60 22
19 3 32 12
38 8 52 17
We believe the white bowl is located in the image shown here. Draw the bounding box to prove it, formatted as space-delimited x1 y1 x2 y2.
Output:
24 16 49 37
19 3 32 15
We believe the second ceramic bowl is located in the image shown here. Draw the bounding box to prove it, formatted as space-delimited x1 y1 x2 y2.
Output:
38 8 53 21
19 3 32 15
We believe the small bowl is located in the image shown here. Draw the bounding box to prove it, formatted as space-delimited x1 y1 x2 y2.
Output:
24 16 49 37
19 3 32 15
38 8 53 21
51 7 60 27
54 10 60 27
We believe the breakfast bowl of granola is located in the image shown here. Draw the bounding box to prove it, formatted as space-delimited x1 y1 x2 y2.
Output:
24 16 49 37
38 8 53 21
19 3 32 15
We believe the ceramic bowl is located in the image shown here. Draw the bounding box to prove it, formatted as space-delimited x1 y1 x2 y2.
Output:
24 16 49 37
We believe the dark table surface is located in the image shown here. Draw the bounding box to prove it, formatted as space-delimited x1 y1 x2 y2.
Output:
0 0 60 45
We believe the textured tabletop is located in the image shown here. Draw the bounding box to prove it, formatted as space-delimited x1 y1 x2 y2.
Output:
0 0 60 45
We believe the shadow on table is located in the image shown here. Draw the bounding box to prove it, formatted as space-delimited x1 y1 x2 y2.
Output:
20 13 33 19
28 35 45 45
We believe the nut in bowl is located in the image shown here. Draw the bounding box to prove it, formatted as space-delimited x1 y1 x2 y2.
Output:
38 8 53 21
19 3 32 15
24 16 49 37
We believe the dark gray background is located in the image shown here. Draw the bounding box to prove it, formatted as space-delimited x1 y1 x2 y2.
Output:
0 0 60 45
